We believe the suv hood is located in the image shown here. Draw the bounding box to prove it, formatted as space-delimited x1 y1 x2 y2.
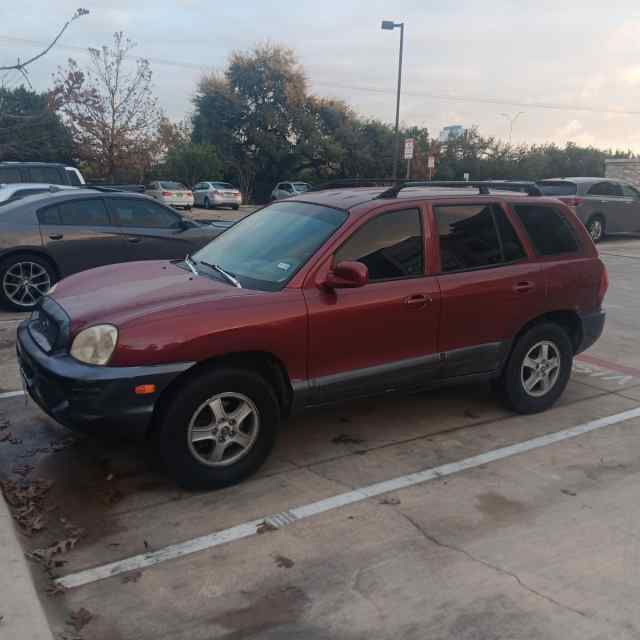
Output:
50 260 261 332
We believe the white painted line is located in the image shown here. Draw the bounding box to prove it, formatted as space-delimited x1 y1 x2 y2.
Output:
56 405 640 590
0 390 25 400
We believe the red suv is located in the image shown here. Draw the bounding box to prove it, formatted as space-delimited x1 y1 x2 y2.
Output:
17 182 607 489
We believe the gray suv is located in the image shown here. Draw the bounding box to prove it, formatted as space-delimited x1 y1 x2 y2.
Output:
537 177 640 243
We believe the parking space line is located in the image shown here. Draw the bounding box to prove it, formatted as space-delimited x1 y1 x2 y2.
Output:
55 405 640 590
0 390 25 400
576 354 640 379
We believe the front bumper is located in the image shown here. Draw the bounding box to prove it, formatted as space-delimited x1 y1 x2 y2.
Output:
577 310 606 354
17 322 193 439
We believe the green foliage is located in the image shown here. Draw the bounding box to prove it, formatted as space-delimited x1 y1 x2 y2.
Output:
0 86 73 162
160 143 222 187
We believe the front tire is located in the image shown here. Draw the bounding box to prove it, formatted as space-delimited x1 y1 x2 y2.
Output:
157 367 280 490
586 215 605 243
232 204 240 210
0 253 55 311
500 323 573 414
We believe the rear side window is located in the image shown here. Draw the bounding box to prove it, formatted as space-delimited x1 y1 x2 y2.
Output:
65 168 83 186
0 167 22 183
38 206 61 225
434 204 525 273
536 181 577 196
29 167 64 184
109 197 180 228
622 184 640 199
335 208 423 281
58 199 110 225
513 205 579 255
588 182 622 197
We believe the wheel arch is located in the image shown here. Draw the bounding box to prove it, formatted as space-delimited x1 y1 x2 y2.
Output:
149 350 293 438
0 247 60 281
502 310 583 373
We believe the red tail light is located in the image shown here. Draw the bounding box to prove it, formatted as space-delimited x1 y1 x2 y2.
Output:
162 191 172 196
187 191 193 197
560 196 583 208
597 263 609 306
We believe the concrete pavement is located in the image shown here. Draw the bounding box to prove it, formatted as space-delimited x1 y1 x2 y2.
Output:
2 235 640 638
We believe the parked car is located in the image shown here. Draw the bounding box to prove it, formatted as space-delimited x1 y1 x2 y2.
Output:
0 189 232 310
0 162 85 187
16 181 607 489
146 181 194 210
192 181 242 210
0 183 76 206
271 181 311 200
537 177 640 243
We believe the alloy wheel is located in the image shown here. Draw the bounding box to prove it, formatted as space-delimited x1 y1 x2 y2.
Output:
2 261 51 308
520 340 561 398
187 392 260 467
588 219 603 242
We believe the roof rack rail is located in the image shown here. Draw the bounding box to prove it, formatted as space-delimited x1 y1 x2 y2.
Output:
377 180 542 198
311 178 397 191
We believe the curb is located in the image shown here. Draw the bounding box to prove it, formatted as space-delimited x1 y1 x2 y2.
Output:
0 492 54 640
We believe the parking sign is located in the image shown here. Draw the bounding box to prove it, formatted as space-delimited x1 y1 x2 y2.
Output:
404 138 415 160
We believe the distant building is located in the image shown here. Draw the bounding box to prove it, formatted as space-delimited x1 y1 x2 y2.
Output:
438 125 465 143
605 159 640 188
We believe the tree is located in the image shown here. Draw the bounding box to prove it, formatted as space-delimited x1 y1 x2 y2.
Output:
52 32 162 182
193 44 308 201
0 86 73 161
161 143 222 187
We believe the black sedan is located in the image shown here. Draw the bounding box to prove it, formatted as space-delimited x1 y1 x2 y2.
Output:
0 189 232 310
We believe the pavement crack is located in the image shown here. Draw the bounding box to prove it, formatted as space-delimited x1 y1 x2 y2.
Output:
400 512 589 620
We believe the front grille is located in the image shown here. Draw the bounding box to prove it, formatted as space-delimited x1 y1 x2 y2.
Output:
27 296 70 353
29 309 59 352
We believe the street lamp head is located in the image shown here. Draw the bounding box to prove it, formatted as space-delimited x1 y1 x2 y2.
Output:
381 20 396 30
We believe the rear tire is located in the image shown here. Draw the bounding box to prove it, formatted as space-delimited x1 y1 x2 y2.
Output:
0 253 56 311
232 204 240 210
157 367 280 490
586 215 605 243
204 197 211 210
500 323 573 414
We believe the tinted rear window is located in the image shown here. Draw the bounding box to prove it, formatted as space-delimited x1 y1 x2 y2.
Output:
536 181 577 196
29 167 64 184
513 205 579 255
160 181 187 190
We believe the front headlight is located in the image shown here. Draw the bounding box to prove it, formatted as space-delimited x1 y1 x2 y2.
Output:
70 325 118 366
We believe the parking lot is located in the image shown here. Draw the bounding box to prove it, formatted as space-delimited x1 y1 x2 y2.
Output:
3 233 640 639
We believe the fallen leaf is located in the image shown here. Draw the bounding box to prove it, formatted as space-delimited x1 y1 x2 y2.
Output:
121 570 143 584
46 583 67 597
28 536 81 568
273 554 294 569
143 539 150 551
257 520 277 535
67 607 92 632
379 497 401 506
561 489 577 497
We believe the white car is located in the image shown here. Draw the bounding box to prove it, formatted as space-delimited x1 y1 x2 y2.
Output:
0 183 76 206
192 181 242 210
271 181 311 200
146 181 194 210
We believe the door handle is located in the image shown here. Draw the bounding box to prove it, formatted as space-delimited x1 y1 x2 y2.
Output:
404 293 432 307
513 281 535 294
127 237 142 243
48 233 63 240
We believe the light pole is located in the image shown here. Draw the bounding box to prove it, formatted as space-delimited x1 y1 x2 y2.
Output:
500 111 524 145
381 20 404 181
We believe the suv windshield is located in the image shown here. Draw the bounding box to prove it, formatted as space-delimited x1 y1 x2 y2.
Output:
160 181 187 190
536 181 578 196
193 201 347 291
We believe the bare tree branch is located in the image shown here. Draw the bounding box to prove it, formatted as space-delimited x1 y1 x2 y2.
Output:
0 8 89 72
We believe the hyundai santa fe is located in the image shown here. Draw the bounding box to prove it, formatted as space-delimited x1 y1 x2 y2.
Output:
16 181 607 489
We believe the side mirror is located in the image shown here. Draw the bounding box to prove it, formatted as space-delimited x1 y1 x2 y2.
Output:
323 261 368 289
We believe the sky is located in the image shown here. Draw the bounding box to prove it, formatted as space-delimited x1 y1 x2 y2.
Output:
2 0 640 151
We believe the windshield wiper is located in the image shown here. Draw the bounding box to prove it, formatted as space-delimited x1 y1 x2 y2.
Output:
199 261 242 288
184 254 199 276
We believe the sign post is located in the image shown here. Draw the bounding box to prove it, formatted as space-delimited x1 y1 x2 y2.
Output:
427 155 435 180
403 138 415 180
